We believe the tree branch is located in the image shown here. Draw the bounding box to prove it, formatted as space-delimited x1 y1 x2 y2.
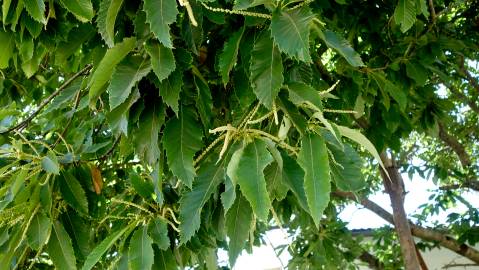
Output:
439 180 479 192
0 64 92 134
358 251 385 270
333 191 479 263
437 122 472 168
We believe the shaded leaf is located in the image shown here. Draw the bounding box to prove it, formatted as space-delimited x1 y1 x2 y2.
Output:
287 81 322 110
46 221 77 270
130 172 154 199
108 56 151 110
179 160 225 244
226 139 273 221
60 0 94 23
218 27 244 86
271 7 313 62
317 29 364 67
297 133 331 228
135 103 165 165
194 76 213 130
144 0 179 48
146 41 176 82
24 0 46 24
163 107 203 188
226 194 253 267
250 31 284 109
88 37 136 107
152 246 176 270
27 212 51 250
159 70 183 115
81 226 130 270
97 0 124 47
106 88 141 135
129 226 154 270
0 30 15 68
394 0 416 32
41 154 60 175
281 151 309 212
148 218 170 250
59 171 89 215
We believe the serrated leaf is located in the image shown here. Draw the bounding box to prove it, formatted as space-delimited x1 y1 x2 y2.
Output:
59 0 94 23
145 41 176 82
46 221 77 270
41 154 60 175
88 37 136 107
97 0 124 47
265 162 288 201
59 171 89 215
130 172 154 199
148 218 170 250
221 175 236 213
0 30 14 68
226 194 253 267
27 212 51 250
24 0 46 24
129 226 154 270
152 247 176 270
250 32 284 109
108 56 151 110
316 29 364 67
81 226 130 270
179 160 225 244
329 143 366 192
271 7 313 62
163 107 203 188
297 133 331 228
336 125 389 178
233 0 270 10
2 0 12 25
135 103 164 165
194 75 213 130
281 151 309 213
144 0 178 48
218 27 244 86
227 139 273 221
394 0 416 32
106 88 141 135
159 70 183 115
287 81 323 110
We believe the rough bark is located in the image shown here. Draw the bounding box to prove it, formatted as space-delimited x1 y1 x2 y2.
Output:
438 122 472 168
380 153 421 270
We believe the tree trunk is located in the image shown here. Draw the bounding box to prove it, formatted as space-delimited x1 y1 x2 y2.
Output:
380 153 421 270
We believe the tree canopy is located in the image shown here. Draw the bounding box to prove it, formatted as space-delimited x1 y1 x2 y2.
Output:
0 0 478 269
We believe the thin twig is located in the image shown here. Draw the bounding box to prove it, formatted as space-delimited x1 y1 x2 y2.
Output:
0 64 92 134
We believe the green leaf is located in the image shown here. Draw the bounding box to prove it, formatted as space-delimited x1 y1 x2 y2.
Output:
88 37 136 107
316 29 364 67
406 61 428 86
281 151 309 213
297 133 331 228
81 226 130 270
145 41 176 82
0 30 15 69
97 0 124 47
41 154 60 175
227 139 273 221
270 7 313 62
287 81 323 110
130 172 154 200
179 160 225 244
152 247 176 270
46 221 78 270
2 0 12 25
129 226 154 270
135 103 165 165
221 175 236 213
59 0 94 23
250 31 284 109
336 125 389 178
148 218 170 250
106 88 141 135
277 94 308 135
233 0 270 10
265 162 288 201
144 0 179 48
218 27 244 86
163 107 203 188
27 212 51 250
59 171 89 215
194 75 213 130
159 70 183 115
329 144 366 192
394 0 416 32
108 56 151 110
226 194 254 267
24 0 46 24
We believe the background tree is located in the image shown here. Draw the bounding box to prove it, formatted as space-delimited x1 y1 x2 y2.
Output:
0 0 477 269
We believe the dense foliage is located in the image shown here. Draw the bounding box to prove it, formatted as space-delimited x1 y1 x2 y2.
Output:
0 0 478 269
